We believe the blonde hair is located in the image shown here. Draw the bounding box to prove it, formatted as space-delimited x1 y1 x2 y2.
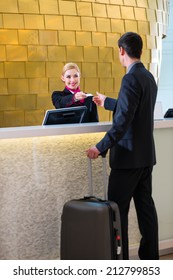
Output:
62 62 81 76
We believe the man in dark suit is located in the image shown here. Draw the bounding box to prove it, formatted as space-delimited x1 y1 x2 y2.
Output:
86 32 159 260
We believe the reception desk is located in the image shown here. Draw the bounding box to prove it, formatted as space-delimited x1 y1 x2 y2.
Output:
0 119 173 259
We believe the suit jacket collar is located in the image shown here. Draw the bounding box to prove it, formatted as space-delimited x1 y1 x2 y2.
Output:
127 61 143 73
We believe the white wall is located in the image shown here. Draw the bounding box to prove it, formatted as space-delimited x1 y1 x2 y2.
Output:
157 1 173 114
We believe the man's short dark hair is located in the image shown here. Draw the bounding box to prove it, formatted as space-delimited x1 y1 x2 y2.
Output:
118 32 143 59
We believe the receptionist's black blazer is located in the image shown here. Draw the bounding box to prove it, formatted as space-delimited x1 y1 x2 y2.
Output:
52 88 99 123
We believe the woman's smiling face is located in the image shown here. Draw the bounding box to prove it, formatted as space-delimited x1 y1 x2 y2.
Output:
61 68 80 90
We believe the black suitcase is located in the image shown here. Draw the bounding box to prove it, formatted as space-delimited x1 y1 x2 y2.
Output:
60 156 122 260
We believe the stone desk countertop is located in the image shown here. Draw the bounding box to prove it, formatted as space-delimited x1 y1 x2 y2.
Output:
0 119 173 140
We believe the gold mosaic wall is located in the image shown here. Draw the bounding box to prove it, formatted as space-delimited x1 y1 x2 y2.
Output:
0 0 169 127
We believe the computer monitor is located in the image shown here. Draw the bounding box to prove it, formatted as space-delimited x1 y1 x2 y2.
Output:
42 106 87 125
164 108 173 118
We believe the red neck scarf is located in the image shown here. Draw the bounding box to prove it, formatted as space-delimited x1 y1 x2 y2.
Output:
65 86 80 93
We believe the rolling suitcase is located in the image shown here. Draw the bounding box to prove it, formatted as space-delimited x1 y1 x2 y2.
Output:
60 156 122 260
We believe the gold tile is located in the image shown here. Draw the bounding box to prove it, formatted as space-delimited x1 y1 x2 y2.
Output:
3 14 24 29
39 0 59 14
92 32 106 46
100 78 114 92
111 19 125 33
76 32 92 46
134 8 147 21
142 49 151 63
6 45 27 61
84 78 99 92
148 0 157 9
16 94 36 110
45 15 64 30
123 0 136 6
97 106 110 122
0 30 18 44
98 62 112 77
29 78 48 94
59 0 77 15
0 46 6 61
0 62 4 77
82 63 97 77
138 21 149 35
110 0 123 4
8 79 29 94
112 63 126 78
28 46 47 61
39 30 58 45
136 0 148 7
58 31 76 45
0 112 4 127
24 15 44 29
4 110 25 127
92 3 107 18
99 47 113 62
125 20 138 33
5 62 25 78
107 33 120 48
0 0 18 13
96 18 111 32
67 46 83 62
26 62 45 78
81 17 96 31
46 62 63 78
0 14 2 28
49 78 64 93
18 0 39 14
48 46 66 61
114 77 123 93
84 46 99 62
121 6 135 20
64 16 81 31
37 94 53 110
146 9 156 22
107 5 121 19
0 78 8 94
146 35 156 49
18 30 39 45
77 2 92 16
25 109 45 126
0 95 15 110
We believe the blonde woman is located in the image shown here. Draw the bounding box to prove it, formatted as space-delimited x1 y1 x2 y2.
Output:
52 62 98 123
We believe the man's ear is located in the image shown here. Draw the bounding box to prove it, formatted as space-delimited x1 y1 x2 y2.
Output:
119 46 125 55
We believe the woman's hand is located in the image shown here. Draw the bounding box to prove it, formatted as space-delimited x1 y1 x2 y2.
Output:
74 92 87 100
93 92 106 107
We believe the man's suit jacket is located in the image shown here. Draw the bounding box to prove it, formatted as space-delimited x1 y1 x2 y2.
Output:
96 62 157 169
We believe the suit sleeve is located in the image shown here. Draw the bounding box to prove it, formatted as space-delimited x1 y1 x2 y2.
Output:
96 74 141 154
52 91 75 108
104 97 117 111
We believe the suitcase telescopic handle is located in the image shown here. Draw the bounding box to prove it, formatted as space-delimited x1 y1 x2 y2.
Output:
87 154 108 200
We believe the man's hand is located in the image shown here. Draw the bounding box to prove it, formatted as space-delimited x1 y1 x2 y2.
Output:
93 92 106 107
86 146 100 159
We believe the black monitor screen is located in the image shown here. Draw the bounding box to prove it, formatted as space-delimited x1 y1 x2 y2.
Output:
42 106 87 125
164 108 173 118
